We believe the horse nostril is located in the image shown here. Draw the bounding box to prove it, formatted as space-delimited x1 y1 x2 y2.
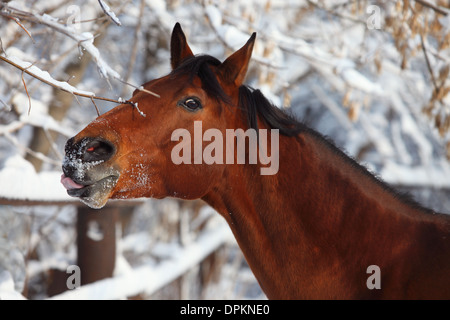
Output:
83 138 116 163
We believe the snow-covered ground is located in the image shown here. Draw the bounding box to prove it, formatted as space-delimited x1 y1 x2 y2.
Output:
0 0 449 299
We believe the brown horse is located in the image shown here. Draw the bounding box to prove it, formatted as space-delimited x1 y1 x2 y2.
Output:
61 23 450 299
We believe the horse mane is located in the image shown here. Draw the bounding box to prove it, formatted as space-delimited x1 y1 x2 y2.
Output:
171 54 434 214
171 54 304 136
170 54 230 106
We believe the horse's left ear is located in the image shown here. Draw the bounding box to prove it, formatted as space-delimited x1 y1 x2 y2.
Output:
219 33 256 87
170 23 194 70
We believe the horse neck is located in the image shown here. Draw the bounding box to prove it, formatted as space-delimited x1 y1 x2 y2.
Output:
202 130 447 298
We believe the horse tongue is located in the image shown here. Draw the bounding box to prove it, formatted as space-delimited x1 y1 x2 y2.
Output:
60 174 84 190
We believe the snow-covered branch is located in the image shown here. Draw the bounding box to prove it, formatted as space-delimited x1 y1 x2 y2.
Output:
98 0 122 26
0 2 120 79
0 54 95 97
0 52 159 117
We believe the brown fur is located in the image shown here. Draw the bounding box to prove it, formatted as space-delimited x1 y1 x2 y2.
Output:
64 24 450 299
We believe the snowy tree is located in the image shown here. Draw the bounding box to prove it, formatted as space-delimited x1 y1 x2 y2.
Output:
0 0 449 299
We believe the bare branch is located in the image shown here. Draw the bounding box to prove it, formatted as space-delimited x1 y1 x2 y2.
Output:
203 3 284 70
414 0 449 16
0 121 25 136
120 0 145 97
43 128 63 161
21 70 32 115
4 132 61 166
116 77 160 98
0 53 160 120
90 97 101 117
10 16 35 43
0 4 120 79
420 34 439 95
0 54 120 105
1 3 160 103
0 96 9 111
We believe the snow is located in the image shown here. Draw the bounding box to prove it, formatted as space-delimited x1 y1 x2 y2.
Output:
0 271 26 300
2 52 95 97
206 5 255 49
340 69 383 95
49 222 233 300
145 0 176 30
205 5 222 30
87 220 104 241
132 102 146 117
0 237 26 293
13 93 76 137
35 11 121 80
381 160 450 189
98 0 122 26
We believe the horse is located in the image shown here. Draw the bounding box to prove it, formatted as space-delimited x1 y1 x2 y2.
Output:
61 23 450 299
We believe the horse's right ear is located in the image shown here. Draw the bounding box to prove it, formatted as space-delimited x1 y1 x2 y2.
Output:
170 23 194 70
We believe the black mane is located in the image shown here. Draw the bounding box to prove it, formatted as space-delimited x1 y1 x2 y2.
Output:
171 55 304 136
171 55 230 106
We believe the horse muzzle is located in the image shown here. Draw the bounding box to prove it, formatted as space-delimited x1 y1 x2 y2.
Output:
61 136 120 209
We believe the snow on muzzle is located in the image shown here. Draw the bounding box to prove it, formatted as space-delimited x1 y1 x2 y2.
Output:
61 137 120 209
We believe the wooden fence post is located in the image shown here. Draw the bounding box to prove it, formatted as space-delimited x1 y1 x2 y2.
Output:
77 206 118 285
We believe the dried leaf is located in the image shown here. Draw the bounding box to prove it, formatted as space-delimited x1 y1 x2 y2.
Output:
438 65 450 83
348 101 361 122
283 90 291 108
265 0 271 12
446 142 450 161
342 90 352 107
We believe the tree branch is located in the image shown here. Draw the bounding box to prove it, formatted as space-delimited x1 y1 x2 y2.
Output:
414 0 449 16
420 34 439 95
0 54 119 104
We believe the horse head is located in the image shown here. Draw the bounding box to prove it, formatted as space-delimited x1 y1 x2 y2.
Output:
61 23 256 208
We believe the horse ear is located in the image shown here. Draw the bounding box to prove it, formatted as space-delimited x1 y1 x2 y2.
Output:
170 23 194 70
219 33 256 87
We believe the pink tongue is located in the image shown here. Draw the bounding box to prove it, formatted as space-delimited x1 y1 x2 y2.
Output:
61 174 84 190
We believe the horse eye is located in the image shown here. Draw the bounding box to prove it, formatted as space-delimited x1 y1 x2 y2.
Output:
181 98 202 111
